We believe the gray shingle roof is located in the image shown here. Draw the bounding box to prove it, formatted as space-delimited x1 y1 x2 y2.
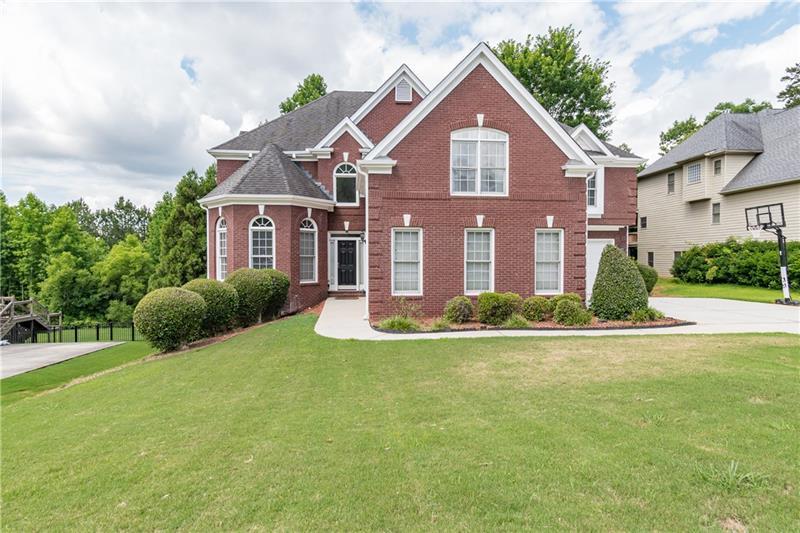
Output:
721 107 800 194
638 111 771 178
202 144 331 201
212 91 373 152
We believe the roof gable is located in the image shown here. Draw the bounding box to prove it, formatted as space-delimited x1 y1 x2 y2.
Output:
364 43 594 168
313 117 373 150
350 65 429 125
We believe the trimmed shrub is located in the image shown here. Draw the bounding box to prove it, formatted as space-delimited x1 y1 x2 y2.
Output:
224 268 272 326
629 306 665 323
553 299 592 326
503 313 530 329
443 296 474 323
133 287 206 351
636 262 658 294
591 245 648 320
522 296 550 321
259 269 290 319
547 292 583 314
182 278 239 335
377 315 421 332
477 292 521 325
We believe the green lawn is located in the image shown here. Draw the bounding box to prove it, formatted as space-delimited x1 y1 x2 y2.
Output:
1 341 155 404
654 277 784 303
2 315 799 530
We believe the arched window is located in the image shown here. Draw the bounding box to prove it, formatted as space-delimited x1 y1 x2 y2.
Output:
216 218 228 280
249 216 275 269
334 162 358 206
450 127 508 195
299 218 317 283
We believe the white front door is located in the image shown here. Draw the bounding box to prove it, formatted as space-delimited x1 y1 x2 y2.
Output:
586 239 615 301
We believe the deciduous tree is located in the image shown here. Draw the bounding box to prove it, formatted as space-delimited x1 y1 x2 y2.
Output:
778 62 800 108
279 73 327 114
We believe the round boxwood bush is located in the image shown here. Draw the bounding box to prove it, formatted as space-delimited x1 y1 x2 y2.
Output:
522 296 550 321
443 295 474 323
477 292 521 325
259 269 290 319
224 268 273 326
133 287 206 351
591 245 648 320
546 293 583 314
182 278 239 335
553 299 592 326
636 262 658 294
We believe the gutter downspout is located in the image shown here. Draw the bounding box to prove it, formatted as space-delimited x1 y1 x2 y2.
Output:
358 165 370 320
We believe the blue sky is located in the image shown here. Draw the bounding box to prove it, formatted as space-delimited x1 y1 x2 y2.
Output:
3 1 798 208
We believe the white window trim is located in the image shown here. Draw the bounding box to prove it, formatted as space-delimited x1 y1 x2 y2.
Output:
534 228 564 296
686 162 702 185
333 162 359 207
464 228 495 295
249 215 276 270
391 228 423 297
216 218 227 281
711 202 721 225
450 127 509 197
299 218 318 284
587 166 604 216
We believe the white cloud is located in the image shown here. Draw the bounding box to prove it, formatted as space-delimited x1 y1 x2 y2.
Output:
1 1 792 207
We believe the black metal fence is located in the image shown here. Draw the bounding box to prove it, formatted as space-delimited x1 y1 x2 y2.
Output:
7 322 138 344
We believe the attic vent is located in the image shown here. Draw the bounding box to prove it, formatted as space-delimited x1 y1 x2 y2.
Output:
395 79 412 103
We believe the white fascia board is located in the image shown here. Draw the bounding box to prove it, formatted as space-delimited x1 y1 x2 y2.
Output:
562 164 599 177
208 149 256 160
356 158 396 175
571 124 613 157
365 43 594 167
350 64 430 124
591 155 646 168
199 194 335 212
313 117 374 150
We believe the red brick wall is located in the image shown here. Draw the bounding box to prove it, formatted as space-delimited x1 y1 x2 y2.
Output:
358 88 423 143
587 228 627 249
367 65 587 318
207 204 329 313
216 159 246 184
593 166 637 226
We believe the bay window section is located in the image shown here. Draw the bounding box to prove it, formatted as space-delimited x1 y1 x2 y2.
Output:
465 229 494 294
535 229 563 295
392 228 422 295
451 128 508 195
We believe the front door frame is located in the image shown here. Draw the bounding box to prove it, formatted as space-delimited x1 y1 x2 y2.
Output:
329 235 362 291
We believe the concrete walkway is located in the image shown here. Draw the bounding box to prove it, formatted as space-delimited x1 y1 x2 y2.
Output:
314 297 800 340
0 342 121 379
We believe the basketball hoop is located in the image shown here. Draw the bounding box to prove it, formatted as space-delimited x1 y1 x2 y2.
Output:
743 203 798 306
748 225 762 240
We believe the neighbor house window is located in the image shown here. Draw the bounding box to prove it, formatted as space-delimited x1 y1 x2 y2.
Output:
712 202 721 224
334 162 358 205
713 159 722 175
640 216 648 229
687 162 701 184
674 251 682 261
392 228 422 295
216 218 228 280
465 229 494 294
587 174 597 206
647 251 654 267
451 128 508 195
535 229 563 294
299 218 317 283
249 216 275 269
667 172 675 194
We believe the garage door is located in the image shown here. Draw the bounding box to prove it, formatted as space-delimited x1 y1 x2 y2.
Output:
586 239 615 301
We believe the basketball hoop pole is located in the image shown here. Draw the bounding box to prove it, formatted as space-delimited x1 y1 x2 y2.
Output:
774 226 798 306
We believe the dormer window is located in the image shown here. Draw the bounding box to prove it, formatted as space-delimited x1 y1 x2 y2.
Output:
395 79 412 103
451 127 508 196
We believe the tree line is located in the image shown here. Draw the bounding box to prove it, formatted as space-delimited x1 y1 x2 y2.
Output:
0 166 217 324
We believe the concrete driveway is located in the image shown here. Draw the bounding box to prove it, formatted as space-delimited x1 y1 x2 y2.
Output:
315 297 800 340
0 342 121 379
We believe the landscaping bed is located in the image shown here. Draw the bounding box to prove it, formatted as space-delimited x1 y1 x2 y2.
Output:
372 315 692 333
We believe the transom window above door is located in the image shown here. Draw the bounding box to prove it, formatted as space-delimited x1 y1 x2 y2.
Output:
451 127 508 196
334 162 358 206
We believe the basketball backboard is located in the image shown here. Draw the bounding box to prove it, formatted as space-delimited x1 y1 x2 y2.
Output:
745 203 785 231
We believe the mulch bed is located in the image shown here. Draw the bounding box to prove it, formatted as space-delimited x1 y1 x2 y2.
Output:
372 316 693 334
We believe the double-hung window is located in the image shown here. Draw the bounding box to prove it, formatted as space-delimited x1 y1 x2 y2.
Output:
334 162 358 206
535 229 563 295
216 218 227 280
451 128 508 195
392 229 422 295
687 162 701 184
667 172 675 194
712 202 721 224
587 174 597 206
464 229 494 294
299 218 317 283
250 216 275 269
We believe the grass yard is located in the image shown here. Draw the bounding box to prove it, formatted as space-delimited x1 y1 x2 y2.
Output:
2 314 799 530
653 277 784 304
1 342 155 404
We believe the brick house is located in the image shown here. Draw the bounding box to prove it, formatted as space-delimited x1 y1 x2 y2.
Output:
199 43 643 319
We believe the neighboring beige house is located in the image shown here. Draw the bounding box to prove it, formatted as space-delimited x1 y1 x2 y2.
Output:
636 107 800 275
